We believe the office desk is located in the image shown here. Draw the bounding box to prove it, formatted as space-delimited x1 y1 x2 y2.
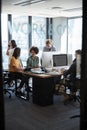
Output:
23 71 61 106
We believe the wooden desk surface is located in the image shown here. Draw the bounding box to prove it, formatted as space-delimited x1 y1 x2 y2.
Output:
22 71 61 79
3 68 62 79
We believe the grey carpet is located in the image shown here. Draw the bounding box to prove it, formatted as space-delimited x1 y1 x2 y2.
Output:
4 93 80 130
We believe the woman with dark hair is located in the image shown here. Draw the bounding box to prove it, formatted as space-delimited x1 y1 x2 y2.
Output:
9 47 29 98
9 47 22 72
6 39 17 66
27 46 39 68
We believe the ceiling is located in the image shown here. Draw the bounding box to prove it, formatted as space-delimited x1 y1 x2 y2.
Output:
2 0 82 18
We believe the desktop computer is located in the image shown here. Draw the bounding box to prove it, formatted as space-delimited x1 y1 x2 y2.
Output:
52 54 68 67
41 52 53 68
41 52 68 68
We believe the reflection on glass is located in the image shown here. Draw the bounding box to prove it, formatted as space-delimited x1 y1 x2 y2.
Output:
12 15 29 66
32 16 46 66
68 17 82 59
1 14 8 69
32 16 46 51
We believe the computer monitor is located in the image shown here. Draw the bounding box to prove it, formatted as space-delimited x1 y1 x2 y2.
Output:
41 52 53 68
53 54 67 66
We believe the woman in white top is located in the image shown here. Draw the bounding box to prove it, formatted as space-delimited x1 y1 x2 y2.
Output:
6 40 17 66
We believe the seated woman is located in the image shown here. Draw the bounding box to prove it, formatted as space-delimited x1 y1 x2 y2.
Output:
43 39 56 52
9 47 29 97
25 46 39 91
26 46 39 68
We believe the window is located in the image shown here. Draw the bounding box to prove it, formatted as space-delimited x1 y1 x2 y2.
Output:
12 15 29 66
32 16 46 51
68 17 82 59
61 21 67 53
1 14 8 69
32 16 46 64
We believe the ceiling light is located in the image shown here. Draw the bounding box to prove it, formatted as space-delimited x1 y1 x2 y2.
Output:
63 7 82 12
13 0 46 6
51 7 63 10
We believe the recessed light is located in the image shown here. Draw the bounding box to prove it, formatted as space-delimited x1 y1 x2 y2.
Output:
51 7 63 10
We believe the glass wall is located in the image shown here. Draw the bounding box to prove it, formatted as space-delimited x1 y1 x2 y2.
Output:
1 14 82 68
68 17 82 60
32 16 46 50
53 17 67 53
1 14 8 69
61 23 67 53
1 14 47 68
32 16 46 65
12 15 29 66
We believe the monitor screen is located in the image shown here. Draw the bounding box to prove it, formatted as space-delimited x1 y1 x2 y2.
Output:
53 54 67 66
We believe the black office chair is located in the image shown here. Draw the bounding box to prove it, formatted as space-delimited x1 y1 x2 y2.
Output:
63 76 80 104
3 70 31 100
54 76 65 95
3 70 15 98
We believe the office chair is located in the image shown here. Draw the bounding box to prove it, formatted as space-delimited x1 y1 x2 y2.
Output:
3 70 32 100
54 76 65 95
63 76 80 105
3 70 15 98
63 53 81 104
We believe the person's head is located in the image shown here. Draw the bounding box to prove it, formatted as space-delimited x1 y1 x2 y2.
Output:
45 39 52 48
12 47 21 59
75 49 82 58
29 46 39 57
8 40 17 49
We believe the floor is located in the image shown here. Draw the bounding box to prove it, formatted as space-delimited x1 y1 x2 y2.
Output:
4 92 80 130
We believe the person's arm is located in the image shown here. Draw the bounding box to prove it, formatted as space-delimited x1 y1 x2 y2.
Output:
63 62 76 77
10 57 23 72
43 47 46 52
6 47 10 56
13 65 23 72
35 56 39 67
27 57 31 68
52 46 56 51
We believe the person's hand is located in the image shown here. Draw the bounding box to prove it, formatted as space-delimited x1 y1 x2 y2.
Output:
61 68 65 74
8 44 11 50
20 67 24 72
18 67 23 72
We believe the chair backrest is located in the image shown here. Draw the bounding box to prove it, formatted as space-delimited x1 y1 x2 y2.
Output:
76 54 81 78
67 54 72 66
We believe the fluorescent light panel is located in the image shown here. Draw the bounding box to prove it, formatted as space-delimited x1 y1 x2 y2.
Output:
63 7 82 12
22 0 46 6
13 0 46 6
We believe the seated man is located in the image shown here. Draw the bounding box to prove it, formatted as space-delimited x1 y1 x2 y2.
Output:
63 49 81 81
62 49 81 101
